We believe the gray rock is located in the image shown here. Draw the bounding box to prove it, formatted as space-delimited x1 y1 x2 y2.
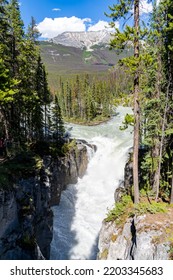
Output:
97 215 171 260
114 186 127 203
50 142 91 205
0 191 18 237
0 140 93 260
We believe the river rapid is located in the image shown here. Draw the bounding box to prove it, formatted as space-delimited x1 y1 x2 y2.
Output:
50 106 133 260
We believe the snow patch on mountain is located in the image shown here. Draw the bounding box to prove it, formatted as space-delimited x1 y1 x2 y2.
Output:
50 30 111 50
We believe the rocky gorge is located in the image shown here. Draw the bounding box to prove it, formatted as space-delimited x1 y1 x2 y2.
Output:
1 125 172 260
0 140 94 260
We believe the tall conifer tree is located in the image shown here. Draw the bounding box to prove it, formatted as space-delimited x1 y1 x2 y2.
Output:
107 0 142 203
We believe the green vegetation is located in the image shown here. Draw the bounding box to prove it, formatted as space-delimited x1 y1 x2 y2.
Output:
39 41 132 91
1 0 173 209
106 195 133 225
0 151 43 189
134 201 167 215
0 0 67 169
108 0 173 204
20 234 36 250
0 138 80 189
106 194 168 226
57 74 114 124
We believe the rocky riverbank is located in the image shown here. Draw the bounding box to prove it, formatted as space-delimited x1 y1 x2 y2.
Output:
0 141 94 260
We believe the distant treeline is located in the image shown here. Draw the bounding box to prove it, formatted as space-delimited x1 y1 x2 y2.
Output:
57 70 133 124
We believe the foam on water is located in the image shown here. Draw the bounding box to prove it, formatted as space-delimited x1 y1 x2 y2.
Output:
50 107 133 260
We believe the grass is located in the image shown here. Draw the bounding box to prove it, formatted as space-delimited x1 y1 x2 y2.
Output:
134 201 167 215
106 195 133 225
106 194 169 227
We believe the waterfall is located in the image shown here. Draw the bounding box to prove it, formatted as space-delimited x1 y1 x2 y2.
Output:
50 106 133 260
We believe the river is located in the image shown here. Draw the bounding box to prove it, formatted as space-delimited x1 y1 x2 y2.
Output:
50 106 133 260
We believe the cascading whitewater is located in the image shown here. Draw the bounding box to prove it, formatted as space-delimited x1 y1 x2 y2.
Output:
50 107 133 260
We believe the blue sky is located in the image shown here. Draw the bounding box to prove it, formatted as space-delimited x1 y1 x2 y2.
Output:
20 0 115 25
20 0 153 39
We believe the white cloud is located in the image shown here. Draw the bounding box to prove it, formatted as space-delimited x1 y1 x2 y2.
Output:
88 20 119 32
52 8 61 12
37 16 91 38
140 0 153 14
37 17 115 39
130 0 153 15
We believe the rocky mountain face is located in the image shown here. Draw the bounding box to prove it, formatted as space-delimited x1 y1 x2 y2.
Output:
50 30 111 50
0 141 95 260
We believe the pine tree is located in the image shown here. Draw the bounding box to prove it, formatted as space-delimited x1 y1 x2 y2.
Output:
33 55 51 140
27 16 40 43
0 1 51 147
162 0 173 203
6 0 25 138
107 0 143 203
140 0 173 202
52 96 65 146
0 0 20 139
0 58 18 138
7 0 24 76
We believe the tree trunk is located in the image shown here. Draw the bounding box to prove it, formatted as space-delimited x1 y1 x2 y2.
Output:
170 156 173 204
152 44 162 194
133 0 140 204
155 69 170 201
0 106 9 139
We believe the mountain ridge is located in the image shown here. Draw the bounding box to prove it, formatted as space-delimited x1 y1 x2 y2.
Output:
50 30 111 50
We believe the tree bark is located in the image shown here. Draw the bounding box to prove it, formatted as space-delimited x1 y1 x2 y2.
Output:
170 156 173 204
0 106 9 139
155 67 170 201
133 0 140 204
152 42 162 195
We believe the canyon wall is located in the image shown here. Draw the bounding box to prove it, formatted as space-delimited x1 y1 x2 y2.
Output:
0 141 93 260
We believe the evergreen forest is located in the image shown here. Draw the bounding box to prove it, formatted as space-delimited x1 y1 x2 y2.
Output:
57 71 133 124
0 0 66 154
0 0 173 206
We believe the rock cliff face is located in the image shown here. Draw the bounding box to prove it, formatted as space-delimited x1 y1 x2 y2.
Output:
50 141 91 205
97 213 172 260
97 153 173 260
0 175 52 260
0 142 92 260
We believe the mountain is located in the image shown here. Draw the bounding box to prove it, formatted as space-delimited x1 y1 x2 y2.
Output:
39 31 132 91
50 30 111 50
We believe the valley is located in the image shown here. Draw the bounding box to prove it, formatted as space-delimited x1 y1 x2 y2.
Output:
39 36 131 91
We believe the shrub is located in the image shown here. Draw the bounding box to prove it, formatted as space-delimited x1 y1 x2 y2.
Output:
105 195 133 224
134 201 167 215
105 194 168 226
